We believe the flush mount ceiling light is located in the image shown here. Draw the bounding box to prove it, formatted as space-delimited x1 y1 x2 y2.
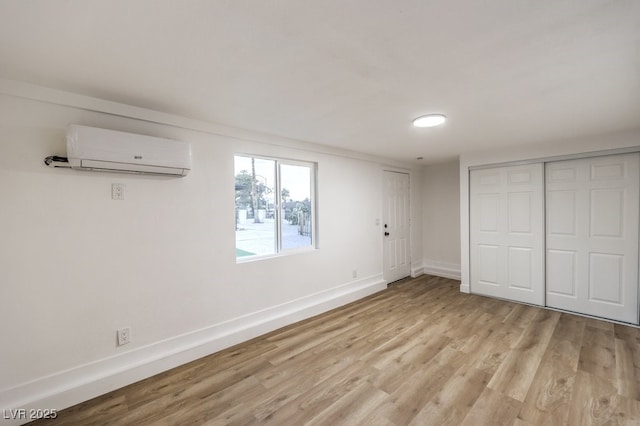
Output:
412 114 446 128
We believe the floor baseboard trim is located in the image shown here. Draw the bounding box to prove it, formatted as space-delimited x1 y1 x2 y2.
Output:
422 261 461 281
411 265 424 278
0 275 386 426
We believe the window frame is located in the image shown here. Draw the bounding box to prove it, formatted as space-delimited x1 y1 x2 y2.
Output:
234 153 317 262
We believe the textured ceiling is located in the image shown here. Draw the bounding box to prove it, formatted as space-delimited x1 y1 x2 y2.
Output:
1 0 639 164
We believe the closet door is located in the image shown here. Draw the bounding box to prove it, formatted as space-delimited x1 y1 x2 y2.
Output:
470 163 545 305
546 153 639 324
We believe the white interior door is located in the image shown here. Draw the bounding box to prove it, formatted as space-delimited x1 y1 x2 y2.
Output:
546 153 639 324
383 171 411 283
470 163 545 305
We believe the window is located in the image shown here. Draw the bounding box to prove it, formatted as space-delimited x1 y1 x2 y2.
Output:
235 155 315 260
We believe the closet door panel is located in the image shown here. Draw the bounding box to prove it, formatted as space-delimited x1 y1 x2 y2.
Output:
470 163 544 305
546 153 639 324
547 249 577 296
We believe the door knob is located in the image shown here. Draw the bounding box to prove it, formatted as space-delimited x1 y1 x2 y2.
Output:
384 232 390 236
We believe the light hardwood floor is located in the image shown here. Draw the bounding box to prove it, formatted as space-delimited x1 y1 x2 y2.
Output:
30 275 640 425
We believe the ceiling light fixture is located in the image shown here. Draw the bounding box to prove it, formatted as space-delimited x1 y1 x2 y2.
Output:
413 114 446 128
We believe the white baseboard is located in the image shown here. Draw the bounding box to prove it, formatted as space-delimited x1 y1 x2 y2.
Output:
422 260 461 281
460 282 470 293
0 275 386 426
411 262 424 278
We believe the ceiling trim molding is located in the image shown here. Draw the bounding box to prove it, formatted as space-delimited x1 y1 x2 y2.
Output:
0 78 414 170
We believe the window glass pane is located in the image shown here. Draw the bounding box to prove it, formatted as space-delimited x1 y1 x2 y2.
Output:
280 163 312 250
235 156 276 257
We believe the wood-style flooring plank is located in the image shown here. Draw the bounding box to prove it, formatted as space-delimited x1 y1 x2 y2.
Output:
487 309 561 401
579 325 617 383
304 381 389 426
27 275 640 426
41 393 128 426
567 370 640 425
615 337 640 400
516 355 576 425
409 363 492 426
369 346 466 425
459 387 521 426
370 333 455 395
255 361 380 425
515 313 585 424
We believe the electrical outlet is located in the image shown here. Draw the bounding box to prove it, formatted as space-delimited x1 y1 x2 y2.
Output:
352 269 358 279
117 327 131 346
112 183 125 200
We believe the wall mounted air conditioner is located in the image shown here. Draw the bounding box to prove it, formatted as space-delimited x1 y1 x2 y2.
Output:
66 125 192 176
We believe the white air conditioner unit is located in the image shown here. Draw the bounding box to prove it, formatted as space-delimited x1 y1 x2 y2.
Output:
66 125 192 176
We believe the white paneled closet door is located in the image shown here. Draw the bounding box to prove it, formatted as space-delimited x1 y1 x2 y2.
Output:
546 153 640 324
470 163 545 306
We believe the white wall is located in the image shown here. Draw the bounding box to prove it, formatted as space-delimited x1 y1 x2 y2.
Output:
410 168 424 277
421 160 461 279
459 129 640 293
0 91 422 419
